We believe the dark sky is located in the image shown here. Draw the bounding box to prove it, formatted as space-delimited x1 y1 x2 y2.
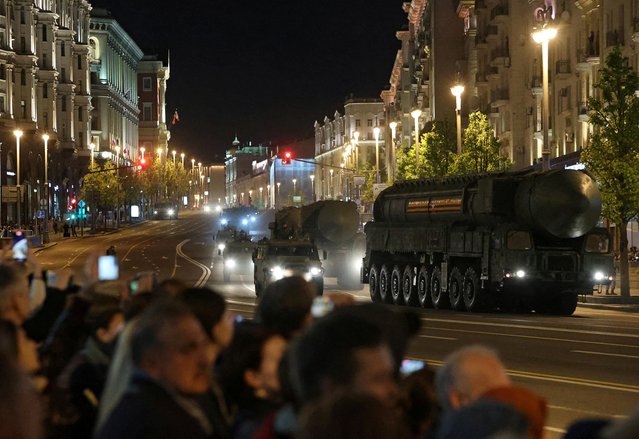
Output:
89 0 407 162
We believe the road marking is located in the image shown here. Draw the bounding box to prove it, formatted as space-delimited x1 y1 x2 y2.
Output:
422 317 639 339
422 358 639 394
422 326 639 349
544 426 566 434
418 335 457 341
571 350 639 359
175 239 211 287
548 404 627 418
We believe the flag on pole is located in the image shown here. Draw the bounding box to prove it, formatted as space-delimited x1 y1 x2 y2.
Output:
172 109 180 126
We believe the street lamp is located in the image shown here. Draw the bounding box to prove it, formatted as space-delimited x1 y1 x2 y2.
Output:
43 134 50 243
141 146 145 161
389 121 397 182
115 145 121 228
157 147 163 161
172 150 176 164
191 158 195 172
310 174 315 202
14 129 23 228
267 184 271 208
259 186 263 207
532 26 557 171
276 182 281 208
329 169 334 199
180 152 185 167
450 84 465 155
353 131 360 171
411 109 422 169
89 142 95 168
373 127 381 184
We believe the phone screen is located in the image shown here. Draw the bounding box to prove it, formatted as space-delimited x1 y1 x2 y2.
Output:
12 237 28 262
98 255 119 281
400 359 426 376
129 279 140 295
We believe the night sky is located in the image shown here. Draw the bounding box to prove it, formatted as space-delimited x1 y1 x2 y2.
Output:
89 0 407 162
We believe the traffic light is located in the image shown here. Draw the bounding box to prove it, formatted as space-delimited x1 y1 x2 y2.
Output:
71 197 77 206
282 151 292 165
136 157 147 171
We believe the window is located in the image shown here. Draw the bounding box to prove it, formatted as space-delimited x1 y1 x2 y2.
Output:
20 37 25 53
61 96 66 112
43 112 48 129
77 55 82 70
78 106 83 121
61 68 65 81
42 24 47 41
585 234 610 253
367 119 373 127
143 102 152 121
0 64 5 80
78 132 82 146
20 7 25 24
42 53 47 69
43 82 48 98
20 100 26 118
355 119 361 128
60 42 65 56
143 77 152 91
0 96 5 112
20 70 25 86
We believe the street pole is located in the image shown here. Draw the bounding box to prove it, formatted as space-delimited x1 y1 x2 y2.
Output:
451 84 465 155
373 127 380 184
116 146 120 228
532 26 557 171
389 122 397 182
14 130 23 229
42 134 50 243
411 110 422 171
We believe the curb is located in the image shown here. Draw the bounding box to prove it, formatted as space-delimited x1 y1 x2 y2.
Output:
579 295 639 305
577 302 639 313
33 242 58 253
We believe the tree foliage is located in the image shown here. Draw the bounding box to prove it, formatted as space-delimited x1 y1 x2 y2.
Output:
581 46 639 297
452 111 510 174
396 121 456 180
80 161 118 209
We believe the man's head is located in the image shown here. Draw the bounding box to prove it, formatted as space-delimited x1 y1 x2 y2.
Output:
131 299 213 394
290 306 397 406
255 276 315 339
0 265 30 325
180 287 233 349
86 295 124 346
435 345 511 412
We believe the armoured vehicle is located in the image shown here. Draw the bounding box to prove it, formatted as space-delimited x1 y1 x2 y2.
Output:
153 201 178 220
271 201 365 288
252 239 324 296
221 232 256 281
362 169 614 315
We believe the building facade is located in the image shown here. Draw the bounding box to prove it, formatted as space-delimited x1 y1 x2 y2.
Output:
1 0 92 226
314 97 386 204
88 8 143 166
138 51 170 158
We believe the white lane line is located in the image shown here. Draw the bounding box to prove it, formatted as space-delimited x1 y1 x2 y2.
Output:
422 317 639 339
175 239 211 287
548 404 627 419
571 350 639 359
544 427 566 434
418 335 458 341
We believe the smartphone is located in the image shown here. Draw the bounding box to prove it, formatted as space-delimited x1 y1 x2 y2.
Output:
128 279 140 295
45 270 57 286
400 359 426 376
98 255 119 281
12 237 29 263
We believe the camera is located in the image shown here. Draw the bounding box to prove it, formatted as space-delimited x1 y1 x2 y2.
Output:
98 255 119 281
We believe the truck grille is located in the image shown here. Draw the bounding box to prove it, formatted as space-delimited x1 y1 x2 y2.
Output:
547 255 575 272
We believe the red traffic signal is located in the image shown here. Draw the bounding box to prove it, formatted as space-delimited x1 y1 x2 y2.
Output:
282 151 292 165
136 157 147 171
71 198 77 205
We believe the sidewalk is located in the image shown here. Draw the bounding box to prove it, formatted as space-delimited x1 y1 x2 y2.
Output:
34 221 146 252
578 266 639 310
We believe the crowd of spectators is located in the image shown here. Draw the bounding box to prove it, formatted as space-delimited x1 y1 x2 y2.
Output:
0 247 638 439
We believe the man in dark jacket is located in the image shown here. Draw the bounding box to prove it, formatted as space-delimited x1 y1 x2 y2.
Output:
97 299 215 439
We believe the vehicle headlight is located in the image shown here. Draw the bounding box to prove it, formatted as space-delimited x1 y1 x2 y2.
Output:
352 258 363 271
251 216 256 222
167 209 174 216
310 267 322 276
204 206 211 212
225 259 236 268
242 219 248 226
516 270 526 278
220 218 228 225
215 206 222 213
154 210 158 214
505 270 526 279
593 271 606 281
270 266 285 280
218 243 226 251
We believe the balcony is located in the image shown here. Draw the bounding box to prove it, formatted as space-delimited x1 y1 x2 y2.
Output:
475 72 488 86
555 60 571 78
490 47 510 67
486 65 500 80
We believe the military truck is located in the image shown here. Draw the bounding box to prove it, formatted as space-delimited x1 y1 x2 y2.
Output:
221 232 256 282
271 200 365 288
362 169 614 315
252 239 324 296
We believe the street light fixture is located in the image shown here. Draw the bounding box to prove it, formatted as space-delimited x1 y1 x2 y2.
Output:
389 121 397 182
180 152 185 167
157 147 163 160
172 150 176 163
450 84 465 155
532 26 557 171
292 178 297 200
267 184 271 208
373 127 381 184
310 174 315 202
141 146 145 161
353 131 360 171
14 129 23 228
411 109 422 169
89 142 95 168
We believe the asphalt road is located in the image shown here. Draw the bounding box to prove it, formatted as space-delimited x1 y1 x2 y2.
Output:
35 211 639 438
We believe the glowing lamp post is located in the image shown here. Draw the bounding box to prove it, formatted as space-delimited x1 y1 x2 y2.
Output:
89 142 95 167
532 26 557 171
411 109 422 168
373 126 381 183
450 84 465 155
14 130 23 228
310 174 315 202
43 134 50 243
389 121 397 182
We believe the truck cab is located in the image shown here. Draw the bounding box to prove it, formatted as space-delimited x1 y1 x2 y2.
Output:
222 235 256 281
252 239 324 296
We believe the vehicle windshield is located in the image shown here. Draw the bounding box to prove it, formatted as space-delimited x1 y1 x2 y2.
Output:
155 202 175 209
268 245 317 257
585 234 610 253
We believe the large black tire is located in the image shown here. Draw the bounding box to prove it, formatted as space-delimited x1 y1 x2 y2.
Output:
539 293 578 316
430 267 450 309
391 265 404 305
402 265 418 306
463 266 485 312
417 265 431 308
379 265 392 304
369 265 381 303
448 266 465 311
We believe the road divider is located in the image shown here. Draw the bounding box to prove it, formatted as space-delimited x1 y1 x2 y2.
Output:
175 239 211 287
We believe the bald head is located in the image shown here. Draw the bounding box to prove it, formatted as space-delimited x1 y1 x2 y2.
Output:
436 345 511 412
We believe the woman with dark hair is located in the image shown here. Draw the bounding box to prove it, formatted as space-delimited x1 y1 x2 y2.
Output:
219 322 287 439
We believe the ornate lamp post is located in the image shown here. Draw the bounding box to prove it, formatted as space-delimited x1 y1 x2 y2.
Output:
310 174 315 202
411 109 422 169
450 84 465 155
42 134 50 243
373 126 381 183
532 25 557 171
13 129 23 228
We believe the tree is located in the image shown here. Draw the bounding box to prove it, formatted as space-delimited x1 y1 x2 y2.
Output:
395 121 456 181
581 46 639 297
452 111 510 175
81 161 119 228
